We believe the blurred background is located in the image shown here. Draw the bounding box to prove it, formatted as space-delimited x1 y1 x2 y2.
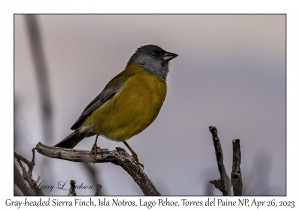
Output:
14 14 285 195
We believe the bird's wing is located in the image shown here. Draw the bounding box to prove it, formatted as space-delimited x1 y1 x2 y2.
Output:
70 75 128 130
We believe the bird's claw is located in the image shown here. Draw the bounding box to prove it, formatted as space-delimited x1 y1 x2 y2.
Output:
132 154 144 170
91 144 102 164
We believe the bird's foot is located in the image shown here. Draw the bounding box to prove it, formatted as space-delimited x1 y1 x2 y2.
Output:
123 141 144 169
132 153 144 170
91 144 102 164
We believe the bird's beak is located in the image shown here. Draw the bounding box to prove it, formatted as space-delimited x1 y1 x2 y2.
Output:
163 52 178 61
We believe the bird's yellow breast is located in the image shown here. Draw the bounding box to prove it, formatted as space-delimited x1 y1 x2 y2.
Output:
84 63 167 141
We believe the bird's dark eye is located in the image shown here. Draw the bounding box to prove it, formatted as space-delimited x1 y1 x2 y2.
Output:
151 53 156 56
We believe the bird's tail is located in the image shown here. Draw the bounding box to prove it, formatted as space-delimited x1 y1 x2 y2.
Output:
54 130 85 149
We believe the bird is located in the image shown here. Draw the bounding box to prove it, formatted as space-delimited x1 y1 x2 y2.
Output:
54 44 178 168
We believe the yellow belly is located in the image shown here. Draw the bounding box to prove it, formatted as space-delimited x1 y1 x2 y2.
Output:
83 68 167 141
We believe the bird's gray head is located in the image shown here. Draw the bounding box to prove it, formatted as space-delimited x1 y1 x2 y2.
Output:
129 45 178 80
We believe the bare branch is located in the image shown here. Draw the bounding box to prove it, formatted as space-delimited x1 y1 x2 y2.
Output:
14 164 36 196
68 180 77 196
208 126 231 196
95 184 102 196
14 150 44 196
35 142 161 196
231 139 243 195
81 162 103 195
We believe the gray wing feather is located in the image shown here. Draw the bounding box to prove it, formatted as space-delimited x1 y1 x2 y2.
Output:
70 81 124 130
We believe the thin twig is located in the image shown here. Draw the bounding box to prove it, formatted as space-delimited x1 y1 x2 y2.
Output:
68 180 77 196
14 150 44 196
81 162 103 195
35 142 161 196
231 139 243 195
208 126 231 196
95 184 102 196
14 164 36 196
